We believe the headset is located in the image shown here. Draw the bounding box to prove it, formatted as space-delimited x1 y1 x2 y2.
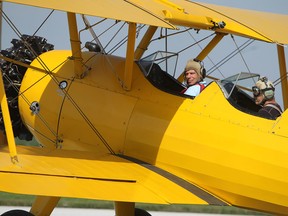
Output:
252 76 275 100
193 58 206 79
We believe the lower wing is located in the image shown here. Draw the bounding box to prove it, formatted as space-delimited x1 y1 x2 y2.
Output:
0 145 228 206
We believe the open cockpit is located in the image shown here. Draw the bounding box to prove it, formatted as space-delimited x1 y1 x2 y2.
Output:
138 51 186 95
218 72 263 117
138 52 270 119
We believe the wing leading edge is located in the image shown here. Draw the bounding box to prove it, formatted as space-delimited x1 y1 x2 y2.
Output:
0 145 228 206
0 0 176 29
1 0 288 44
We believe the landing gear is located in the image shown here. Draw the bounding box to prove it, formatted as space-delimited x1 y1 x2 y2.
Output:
115 202 152 216
1 210 34 216
135 208 152 216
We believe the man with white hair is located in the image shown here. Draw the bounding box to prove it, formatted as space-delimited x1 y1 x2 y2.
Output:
181 59 207 97
252 76 282 119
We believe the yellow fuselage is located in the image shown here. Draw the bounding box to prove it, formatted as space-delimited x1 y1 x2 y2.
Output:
18 50 288 215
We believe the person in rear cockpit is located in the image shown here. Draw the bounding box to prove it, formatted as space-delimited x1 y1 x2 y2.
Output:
252 76 282 119
181 59 206 97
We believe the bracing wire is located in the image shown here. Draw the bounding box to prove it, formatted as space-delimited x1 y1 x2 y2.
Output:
231 35 252 74
273 72 288 87
185 28 226 79
1 9 116 154
177 32 215 54
179 25 255 80
33 10 55 36
109 24 145 55
208 39 254 75
105 22 126 53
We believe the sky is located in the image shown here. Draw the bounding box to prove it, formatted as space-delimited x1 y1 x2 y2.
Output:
1 0 288 107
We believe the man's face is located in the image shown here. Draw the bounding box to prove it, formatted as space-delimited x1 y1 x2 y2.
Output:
254 93 264 105
185 69 200 86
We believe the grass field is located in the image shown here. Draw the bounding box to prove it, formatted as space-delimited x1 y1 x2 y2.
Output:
0 192 270 215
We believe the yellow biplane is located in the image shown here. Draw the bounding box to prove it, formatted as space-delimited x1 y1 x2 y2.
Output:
0 0 288 215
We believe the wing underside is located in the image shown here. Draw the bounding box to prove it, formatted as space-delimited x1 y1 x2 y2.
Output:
2 0 288 44
0 145 227 206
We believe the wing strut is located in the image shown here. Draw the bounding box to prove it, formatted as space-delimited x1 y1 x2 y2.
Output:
134 26 157 60
196 32 226 61
124 22 136 90
0 71 18 163
67 12 84 79
277 45 288 110
177 32 226 82
30 196 60 215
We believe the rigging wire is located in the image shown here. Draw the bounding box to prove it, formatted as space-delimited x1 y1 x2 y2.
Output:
1 10 62 141
183 26 255 80
231 35 252 74
208 39 254 75
149 28 191 44
33 10 55 36
80 15 106 54
1 10 115 154
1 10 22 39
105 21 126 53
21 44 114 153
177 32 215 55
273 71 288 87
2 71 60 141
184 28 226 79
109 23 144 54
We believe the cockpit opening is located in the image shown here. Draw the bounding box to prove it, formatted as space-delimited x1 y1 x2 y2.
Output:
138 52 272 119
218 72 267 117
137 51 187 96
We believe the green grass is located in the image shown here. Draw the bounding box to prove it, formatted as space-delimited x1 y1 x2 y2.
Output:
0 192 270 215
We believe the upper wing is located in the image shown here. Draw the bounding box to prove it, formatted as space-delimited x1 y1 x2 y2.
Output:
0 145 228 206
186 1 288 44
0 0 176 29
1 0 288 44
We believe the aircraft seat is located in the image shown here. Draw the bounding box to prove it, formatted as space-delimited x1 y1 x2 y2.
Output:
145 63 185 93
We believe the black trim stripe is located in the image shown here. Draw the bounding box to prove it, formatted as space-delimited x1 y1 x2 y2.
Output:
117 154 228 206
0 170 135 183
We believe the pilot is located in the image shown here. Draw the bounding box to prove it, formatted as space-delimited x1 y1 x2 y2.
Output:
181 59 206 97
252 76 282 119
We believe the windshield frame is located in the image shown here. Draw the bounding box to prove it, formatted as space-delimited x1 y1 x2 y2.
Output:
219 72 260 99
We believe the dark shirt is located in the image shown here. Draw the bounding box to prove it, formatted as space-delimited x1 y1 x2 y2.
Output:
258 103 282 120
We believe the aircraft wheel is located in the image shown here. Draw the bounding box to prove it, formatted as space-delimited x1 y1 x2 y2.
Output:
1 210 35 216
135 208 152 216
